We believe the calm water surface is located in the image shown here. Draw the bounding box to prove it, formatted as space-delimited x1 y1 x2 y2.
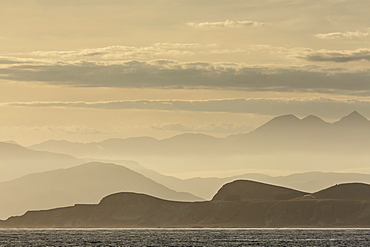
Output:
0 228 369 246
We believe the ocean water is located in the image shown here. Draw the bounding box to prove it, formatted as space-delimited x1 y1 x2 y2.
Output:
0 228 369 246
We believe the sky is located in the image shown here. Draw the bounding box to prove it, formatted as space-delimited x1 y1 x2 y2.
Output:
1 0 370 145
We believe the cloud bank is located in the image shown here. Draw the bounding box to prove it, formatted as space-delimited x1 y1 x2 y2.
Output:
2 44 370 95
1 59 370 95
6 98 370 119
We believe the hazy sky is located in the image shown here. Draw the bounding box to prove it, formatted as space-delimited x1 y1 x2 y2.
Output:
1 0 370 145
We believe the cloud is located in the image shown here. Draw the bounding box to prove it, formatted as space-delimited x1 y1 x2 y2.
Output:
2 45 370 95
32 125 114 135
0 56 36 65
301 48 370 62
150 122 254 133
8 43 222 62
1 59 370 95
315 31 369 39
187 20 263 29
5 98 370 119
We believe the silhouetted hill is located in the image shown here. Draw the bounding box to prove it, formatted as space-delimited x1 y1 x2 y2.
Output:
301 115 328 125
254 114 302 132
0 193 192 228
2 180 370 228
212 180 306 201
0 162 202 220
313 183 370 200
0 142 81 181
132 168 370 200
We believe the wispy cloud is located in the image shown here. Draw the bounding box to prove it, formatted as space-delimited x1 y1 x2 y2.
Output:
150 122 254 134
315 31 369 39
301 48 370 62
0 56 37 65
32 125 115 135
7 43 224 62
187 20 263 29
5 98 370 119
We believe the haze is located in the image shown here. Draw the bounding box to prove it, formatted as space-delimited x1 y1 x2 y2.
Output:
1 0 370 145
1 1 370 223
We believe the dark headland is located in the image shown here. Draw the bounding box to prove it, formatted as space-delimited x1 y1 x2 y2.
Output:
1 180 370 228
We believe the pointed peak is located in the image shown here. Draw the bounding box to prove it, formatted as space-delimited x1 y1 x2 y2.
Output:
347 111 365 118
341 111 368 121
335 111 369 126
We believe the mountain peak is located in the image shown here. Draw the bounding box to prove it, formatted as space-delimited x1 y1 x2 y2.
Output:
301 115 327 125
336 111 369 125
262 114 299 125
253 114 300 132
275 114 300 120
347 111 366 119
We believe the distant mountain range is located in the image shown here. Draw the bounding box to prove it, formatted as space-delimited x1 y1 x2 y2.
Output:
228 110 370 153
29 111 370 158
2 180 370 228
25 111 370 174
0 162 202 220
0 142 81 181
1 157 370 220
2 112 370 223
2 140 370 202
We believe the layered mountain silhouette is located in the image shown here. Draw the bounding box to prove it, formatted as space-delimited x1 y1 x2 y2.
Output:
30 111 370 157
2 111 370 225
2 180 370 228
0 142 81 181
1 140 370 191
228 110 370 153
0 162 201 220
114 162 370 199
26 111 370 175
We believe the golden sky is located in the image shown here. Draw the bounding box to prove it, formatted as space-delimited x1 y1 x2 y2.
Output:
1 0 370 145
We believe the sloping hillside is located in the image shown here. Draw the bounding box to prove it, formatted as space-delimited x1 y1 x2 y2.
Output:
0 142 81 181
0 162 202 220
2 181 370 228
212 180 306 201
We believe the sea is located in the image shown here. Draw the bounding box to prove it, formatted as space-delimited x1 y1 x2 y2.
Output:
0 228 369 246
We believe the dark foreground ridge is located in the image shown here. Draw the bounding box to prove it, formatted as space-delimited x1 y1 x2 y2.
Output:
212 180 306 201
1 180 370 228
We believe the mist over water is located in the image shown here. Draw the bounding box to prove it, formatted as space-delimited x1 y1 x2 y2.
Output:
1 229 369 246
